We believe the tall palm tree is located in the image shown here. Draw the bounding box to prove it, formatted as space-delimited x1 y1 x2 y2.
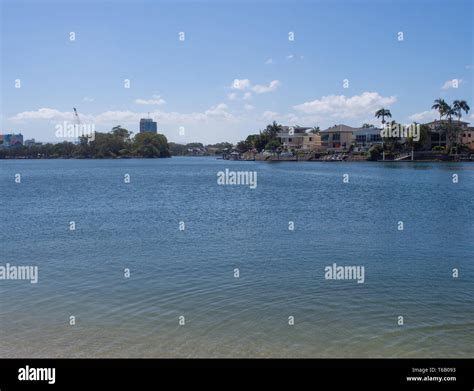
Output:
375 109 392 160
443 104 460 151
451 100 470 155
375 108 392 125
432 98 449 121
432 99 450 147
453 100 470 121
444 105 456 121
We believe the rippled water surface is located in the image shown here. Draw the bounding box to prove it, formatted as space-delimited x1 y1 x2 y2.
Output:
1 158 473 357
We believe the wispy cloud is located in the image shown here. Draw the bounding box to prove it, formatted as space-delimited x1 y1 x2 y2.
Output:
135 95 166 105
293 92 396 118
263 111 279 120
408 109 438 122
10 103 236 125
231 79 251 91
9 108 77 122
286 54 303 60
252 80 281 94
230 78 281 98
441 79 462 90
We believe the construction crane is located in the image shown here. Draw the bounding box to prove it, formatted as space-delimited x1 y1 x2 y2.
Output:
73 107 81 128
73 107 93 143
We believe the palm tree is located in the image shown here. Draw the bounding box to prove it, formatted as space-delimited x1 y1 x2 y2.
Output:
264 121 282 139
431 99 450 147
375 108 392 125
443 104 459 152
453 100 470 121
444 105 456 121
451 100 470 155
375 109 392 161
432 98 449 121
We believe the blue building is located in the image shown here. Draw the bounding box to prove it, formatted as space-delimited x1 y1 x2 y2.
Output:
139 118 157 133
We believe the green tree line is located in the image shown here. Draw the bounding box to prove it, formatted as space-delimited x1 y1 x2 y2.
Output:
0 127 171 159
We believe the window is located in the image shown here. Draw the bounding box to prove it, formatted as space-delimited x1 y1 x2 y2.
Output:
332 133 340 141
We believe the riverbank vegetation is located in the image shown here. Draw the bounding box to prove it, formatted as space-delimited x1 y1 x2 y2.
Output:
0 126 171 159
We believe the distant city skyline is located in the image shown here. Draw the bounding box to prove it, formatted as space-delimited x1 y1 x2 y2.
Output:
1 0 472 144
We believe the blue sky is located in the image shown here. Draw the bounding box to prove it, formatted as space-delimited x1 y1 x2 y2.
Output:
1 0 473 144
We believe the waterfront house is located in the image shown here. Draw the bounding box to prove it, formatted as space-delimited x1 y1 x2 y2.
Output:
301 133 322 151
424 120 469 149
461 127 474 151
320 125 355 151
277 126 322 151
352 127 383 151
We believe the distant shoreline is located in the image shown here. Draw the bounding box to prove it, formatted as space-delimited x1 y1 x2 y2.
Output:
1 156 473 163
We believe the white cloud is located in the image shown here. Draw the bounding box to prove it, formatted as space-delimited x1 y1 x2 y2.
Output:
231 79 251 90
9 108 76 122
10 103 235 126
243 92 252 100
135 95 166 105
244 104 255 111
83 97 95 102
94 110 141 123
227 92 237 100
230 78 280 95
263 111 279 120
252 80 281 94
262 111 301 124
265 58 273 64
408 109 439 123
286 54 303 61
293 92 397 118
204 103 234 120
441 79 463 90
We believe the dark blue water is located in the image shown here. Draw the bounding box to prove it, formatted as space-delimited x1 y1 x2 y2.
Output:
1 158 473 357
